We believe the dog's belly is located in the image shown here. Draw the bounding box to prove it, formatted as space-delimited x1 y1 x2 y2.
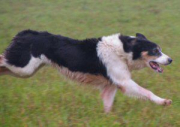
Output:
54 65 112 88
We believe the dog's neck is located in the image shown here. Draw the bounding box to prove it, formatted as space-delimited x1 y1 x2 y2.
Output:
125 53 147 71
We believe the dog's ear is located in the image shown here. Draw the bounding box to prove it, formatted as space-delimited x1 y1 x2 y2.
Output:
119 35 137 52
136 33 147 40
120 35 136 45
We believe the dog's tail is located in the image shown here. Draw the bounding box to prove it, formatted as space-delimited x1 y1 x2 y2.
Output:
0 30 49 78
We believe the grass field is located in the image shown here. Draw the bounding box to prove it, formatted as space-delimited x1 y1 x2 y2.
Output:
0 0 180 126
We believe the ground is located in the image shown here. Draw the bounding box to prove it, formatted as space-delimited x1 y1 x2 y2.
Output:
0 0 180 126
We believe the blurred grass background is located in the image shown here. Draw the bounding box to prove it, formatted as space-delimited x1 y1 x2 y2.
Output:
0 0 180 126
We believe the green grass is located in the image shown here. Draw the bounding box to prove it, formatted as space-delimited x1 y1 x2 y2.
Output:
0 0 180 126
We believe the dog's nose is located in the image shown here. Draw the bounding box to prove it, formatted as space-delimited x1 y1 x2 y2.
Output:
168 58 173 64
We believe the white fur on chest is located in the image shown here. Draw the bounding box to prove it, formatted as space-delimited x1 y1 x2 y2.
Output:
97 34 131 84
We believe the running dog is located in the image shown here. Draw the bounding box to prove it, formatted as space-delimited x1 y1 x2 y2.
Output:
0 30 173 113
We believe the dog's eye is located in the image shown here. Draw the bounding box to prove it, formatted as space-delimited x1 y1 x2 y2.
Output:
153 49 159 54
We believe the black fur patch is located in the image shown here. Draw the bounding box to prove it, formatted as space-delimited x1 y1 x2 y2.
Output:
119 34 160 60
4 30 108 78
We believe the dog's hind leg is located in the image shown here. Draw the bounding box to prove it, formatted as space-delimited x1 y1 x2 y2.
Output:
101 85 117 113
0 55 5 66
0 67 11 75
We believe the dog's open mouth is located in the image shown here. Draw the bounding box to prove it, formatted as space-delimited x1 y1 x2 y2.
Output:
149 61 163 73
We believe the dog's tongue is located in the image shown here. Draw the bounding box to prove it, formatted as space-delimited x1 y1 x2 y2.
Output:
150 62 163 73
154 63 163 73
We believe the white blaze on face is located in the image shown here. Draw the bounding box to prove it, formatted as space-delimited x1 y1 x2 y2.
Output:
153 51 170 65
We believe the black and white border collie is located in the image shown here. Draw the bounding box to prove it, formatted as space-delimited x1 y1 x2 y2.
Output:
0 30 172 113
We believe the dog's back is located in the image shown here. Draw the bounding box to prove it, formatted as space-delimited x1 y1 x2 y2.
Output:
1 30 107 78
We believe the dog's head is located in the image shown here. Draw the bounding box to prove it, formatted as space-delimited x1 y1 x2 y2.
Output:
120 33 172 73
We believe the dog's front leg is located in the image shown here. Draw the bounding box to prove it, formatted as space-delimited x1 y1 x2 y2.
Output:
101 85 117 113
118 79 172 106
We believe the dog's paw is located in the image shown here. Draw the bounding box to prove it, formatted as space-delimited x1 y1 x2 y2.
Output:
163 99 172 106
